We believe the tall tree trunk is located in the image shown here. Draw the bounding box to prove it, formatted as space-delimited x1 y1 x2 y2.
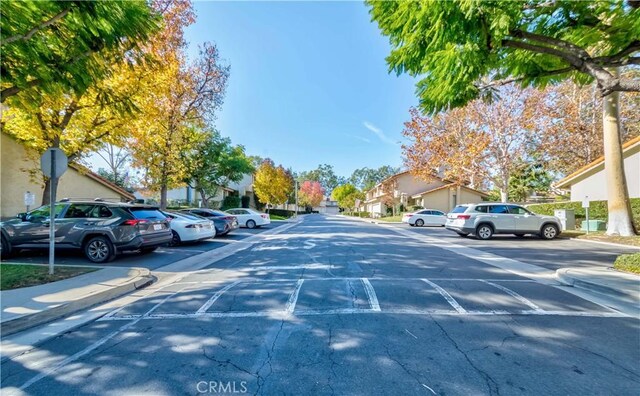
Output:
41 177 59 206
160 184 168 210
602 86 636 236
499 188 508 203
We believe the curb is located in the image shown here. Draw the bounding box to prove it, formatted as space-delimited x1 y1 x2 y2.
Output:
555 268 638 303
0 268 154 337
568 238 640 251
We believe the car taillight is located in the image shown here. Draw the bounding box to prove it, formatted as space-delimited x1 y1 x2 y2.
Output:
185 224 196 228
261 214 268 219
223 216 235 220
457 215 471 220
405 214 413 217
121 219 148 226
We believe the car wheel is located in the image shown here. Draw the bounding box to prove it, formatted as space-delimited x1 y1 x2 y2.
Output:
475 224 493 240
514 233 526 237
1 235 12 258
246 220 256 229
456 232 469 237
415 219 424 227
169 230 181 246
84 236 115 263
540 224 559 240
140 247 158 254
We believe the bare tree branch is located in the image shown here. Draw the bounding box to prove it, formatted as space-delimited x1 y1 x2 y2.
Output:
1 8 71 46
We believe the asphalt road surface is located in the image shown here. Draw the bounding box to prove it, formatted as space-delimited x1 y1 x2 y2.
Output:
2 215 639 395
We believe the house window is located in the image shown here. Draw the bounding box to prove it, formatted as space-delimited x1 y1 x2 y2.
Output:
453 194 457 206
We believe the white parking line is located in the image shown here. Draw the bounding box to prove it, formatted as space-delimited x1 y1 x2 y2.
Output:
480 280 543 312
196 281 241 315
286 279 304 313
361 278 381 311
421 279 468 314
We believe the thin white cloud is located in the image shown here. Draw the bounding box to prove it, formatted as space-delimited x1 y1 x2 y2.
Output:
347 134 371 144
363 121 397 145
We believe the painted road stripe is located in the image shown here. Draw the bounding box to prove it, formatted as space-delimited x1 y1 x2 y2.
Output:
14 285 190 394
196 281 241 315
172 278 536 284
286 279 305 313
480 280 543 312
361 278 381 311
421 279 467 314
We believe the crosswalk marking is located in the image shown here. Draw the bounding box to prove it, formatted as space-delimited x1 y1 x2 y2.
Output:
98 277 629 321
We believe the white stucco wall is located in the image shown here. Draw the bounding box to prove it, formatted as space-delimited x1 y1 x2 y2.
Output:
570 150 639 201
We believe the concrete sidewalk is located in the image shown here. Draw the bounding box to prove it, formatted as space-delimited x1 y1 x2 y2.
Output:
0 266 153 337
556 267 640 305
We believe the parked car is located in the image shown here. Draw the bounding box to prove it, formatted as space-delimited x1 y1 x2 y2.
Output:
445 203 562 240
0 200 172 263
402 209 447 227
179 209 239 236
224 208 270 229
161 211 215 246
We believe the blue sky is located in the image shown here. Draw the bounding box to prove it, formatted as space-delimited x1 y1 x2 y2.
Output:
184 1 419 178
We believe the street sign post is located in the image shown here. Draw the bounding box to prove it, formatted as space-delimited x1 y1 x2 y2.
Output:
582 197 590 234
40 148 68 275
24 191 35 212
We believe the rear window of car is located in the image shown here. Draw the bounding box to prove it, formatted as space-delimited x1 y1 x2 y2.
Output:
129 208 167 220
432 211 445 216
450 206 468 214
173 212 204 221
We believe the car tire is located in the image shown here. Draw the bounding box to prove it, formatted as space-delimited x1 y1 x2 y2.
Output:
1 235 12 258
475 224 493 240
514 233 526 237
456 232 469 237
140 247 158 254
540 224 559 240
415 219 425 227
84 236 115 263
246 220 256 229
169 230 181 246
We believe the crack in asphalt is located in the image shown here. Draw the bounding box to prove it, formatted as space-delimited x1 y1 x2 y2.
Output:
384 345 427 391
254 319 285 396
559 342 640 382
430 315 501 396
326 324 338 396
201 346 257 379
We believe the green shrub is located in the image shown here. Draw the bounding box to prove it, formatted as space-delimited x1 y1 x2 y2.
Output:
266 209 295 218
526 198 640 230
614 253 640 274
241 195 251 208
221 196 241 210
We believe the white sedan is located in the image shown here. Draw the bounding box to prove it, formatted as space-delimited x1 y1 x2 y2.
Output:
162 211 216 246
225 208 271 229
402 209 447 227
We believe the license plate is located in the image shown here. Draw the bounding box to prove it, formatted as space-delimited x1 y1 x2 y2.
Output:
153 224 162 230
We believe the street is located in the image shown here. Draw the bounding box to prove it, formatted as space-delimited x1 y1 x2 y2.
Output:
2 215 639 395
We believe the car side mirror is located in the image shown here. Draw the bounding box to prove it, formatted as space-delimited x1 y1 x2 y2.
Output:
16 212 27 221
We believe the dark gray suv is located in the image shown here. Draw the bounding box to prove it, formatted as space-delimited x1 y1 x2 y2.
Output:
0 200 172 263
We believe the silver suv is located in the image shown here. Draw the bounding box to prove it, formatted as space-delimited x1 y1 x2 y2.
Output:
445 203 562 240
1 200 172 263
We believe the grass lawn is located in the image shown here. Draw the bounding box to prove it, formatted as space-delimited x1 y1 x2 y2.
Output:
613 253 640 275
0 264 98 291
574 231 640 247
269 214 288 221
378 214 406 223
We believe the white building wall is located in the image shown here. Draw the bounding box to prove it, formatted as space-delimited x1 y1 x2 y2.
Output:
570 152 640 201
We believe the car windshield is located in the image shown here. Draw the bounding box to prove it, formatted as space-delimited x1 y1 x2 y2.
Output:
27 204 65 219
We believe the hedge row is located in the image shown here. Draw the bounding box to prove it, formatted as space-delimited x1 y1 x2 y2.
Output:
343 212 371 218
526 198 640 230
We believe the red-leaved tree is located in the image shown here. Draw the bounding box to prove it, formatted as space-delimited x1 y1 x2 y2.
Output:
299 181 325 209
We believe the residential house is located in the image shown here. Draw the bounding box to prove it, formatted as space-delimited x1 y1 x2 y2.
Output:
555 136 640 201
314 197 339 215
1 133 135 218
363 170 488 217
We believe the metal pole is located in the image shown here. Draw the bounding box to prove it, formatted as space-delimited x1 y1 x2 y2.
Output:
49 150 56 275
585 207 590 235
295 180 299 218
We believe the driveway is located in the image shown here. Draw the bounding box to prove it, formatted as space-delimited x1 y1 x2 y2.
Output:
2 215 638 395
1 222 286 270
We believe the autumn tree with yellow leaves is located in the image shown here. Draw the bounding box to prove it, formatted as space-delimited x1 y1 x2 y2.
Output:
253 160 294 212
